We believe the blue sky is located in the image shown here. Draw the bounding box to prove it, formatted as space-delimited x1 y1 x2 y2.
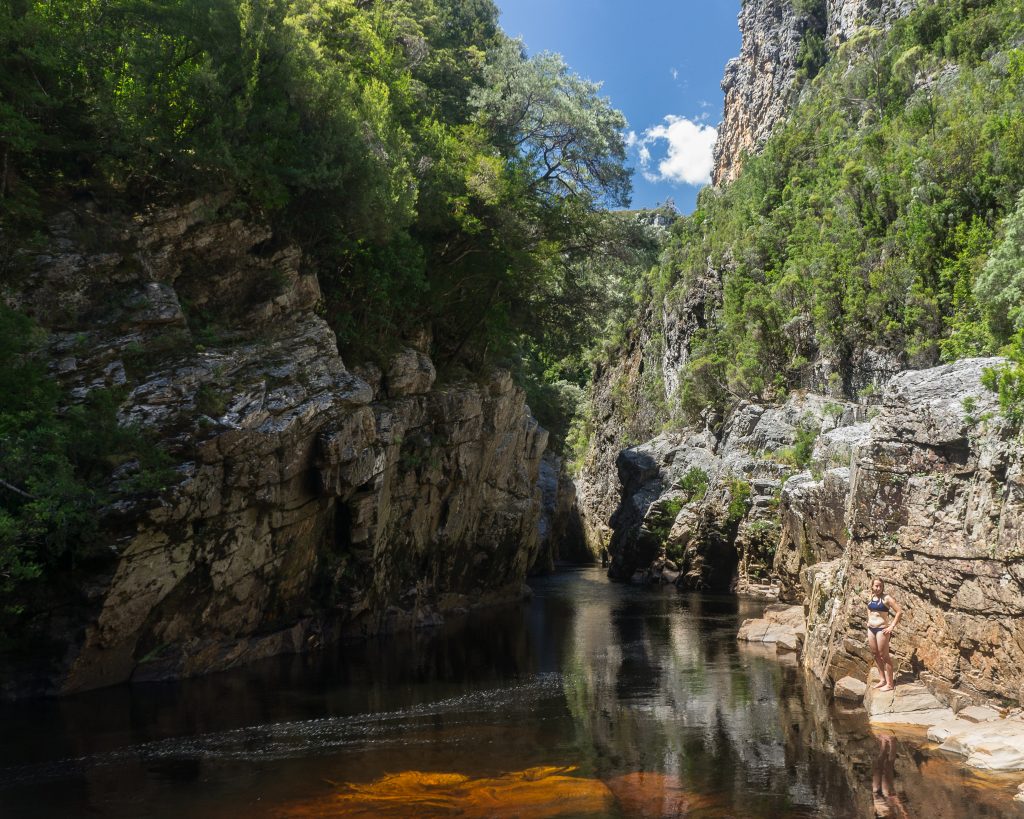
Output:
497 0 741 212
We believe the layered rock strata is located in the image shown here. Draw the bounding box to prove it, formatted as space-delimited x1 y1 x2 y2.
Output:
602 392 864 591
4 198 548 696
601 354 1024 718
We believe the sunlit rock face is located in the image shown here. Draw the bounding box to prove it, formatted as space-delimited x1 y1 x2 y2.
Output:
713 0 919 185
788 359 1024 706
713 0 808 186
5 198 548 697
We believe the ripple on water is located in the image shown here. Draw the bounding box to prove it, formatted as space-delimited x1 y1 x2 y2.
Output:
0 674 566 787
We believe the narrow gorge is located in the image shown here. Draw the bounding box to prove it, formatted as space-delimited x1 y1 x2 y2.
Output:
3 0 1024 814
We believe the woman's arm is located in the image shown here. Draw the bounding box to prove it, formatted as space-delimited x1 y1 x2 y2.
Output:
884 596 902 634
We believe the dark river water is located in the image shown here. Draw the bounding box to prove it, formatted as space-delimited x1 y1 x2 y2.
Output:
1 568 1022 818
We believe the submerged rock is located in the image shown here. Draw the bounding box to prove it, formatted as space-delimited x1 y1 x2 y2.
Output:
737 603 805 653
933 719 1024 772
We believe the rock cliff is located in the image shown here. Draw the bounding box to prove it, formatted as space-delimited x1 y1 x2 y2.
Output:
790 358 1024 707
826 0 919 43
4 197 549 697
602 391 864 591
593 355 1024 713
713 0 918 185
574 300 665 557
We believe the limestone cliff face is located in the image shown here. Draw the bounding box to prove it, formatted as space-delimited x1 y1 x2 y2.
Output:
713 0 918 185
787 358 1024 707
5 197 547 697
713 0 809 186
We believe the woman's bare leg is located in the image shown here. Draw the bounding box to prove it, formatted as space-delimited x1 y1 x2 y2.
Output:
877 630 894 690
868 630 887 687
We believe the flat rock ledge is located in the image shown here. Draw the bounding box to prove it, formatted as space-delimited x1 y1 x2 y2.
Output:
927 713 1024 772
736 604 805 653
740 607 1024 776
858 672 1024 772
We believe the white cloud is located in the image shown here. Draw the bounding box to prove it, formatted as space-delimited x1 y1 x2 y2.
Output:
632 115 717 187
671 67 679 80
624 130 638 148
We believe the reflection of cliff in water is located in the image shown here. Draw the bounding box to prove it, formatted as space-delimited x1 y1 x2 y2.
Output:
560 585 1021 817
561 587 857 811
3 570 1023 817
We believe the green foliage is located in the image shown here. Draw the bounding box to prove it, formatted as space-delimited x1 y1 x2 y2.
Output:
792 0 825 18
652 0 1024 416
981 337 1024 426
2 0 632 388
744 518 781 567
646 495 684 547
777 418 820 469
797 30 828 83
962 394 979 425
822 401 844 421
726 479 752 525
675 467 710 503
975 189 1024 342
470 39 630 209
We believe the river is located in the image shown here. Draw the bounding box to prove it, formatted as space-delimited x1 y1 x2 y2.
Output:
1 568 1021 817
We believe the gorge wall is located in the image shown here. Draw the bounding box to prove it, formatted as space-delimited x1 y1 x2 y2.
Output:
3 197 550 697
796 358 1024 706
590 345 1024 709
579 0 1024 712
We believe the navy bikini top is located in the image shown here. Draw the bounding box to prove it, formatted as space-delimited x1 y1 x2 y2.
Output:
868 596 889 613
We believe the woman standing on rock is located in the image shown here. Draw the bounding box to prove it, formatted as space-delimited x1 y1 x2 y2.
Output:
867 578 902 692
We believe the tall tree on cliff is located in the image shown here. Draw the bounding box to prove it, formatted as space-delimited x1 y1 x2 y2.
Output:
426 37 632 365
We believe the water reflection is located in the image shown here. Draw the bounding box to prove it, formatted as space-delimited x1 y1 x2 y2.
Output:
0 568 1021 818
872 733 912 818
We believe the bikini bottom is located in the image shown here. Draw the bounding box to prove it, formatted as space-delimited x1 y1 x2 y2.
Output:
868 626 887 634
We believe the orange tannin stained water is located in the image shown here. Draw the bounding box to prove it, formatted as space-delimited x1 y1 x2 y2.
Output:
605 771 731 817
279 765 615 817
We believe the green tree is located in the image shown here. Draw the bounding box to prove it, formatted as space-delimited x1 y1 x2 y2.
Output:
975 189 1024 343
470 39 631 209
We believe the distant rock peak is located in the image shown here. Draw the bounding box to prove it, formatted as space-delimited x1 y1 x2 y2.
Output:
713 0 918 185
